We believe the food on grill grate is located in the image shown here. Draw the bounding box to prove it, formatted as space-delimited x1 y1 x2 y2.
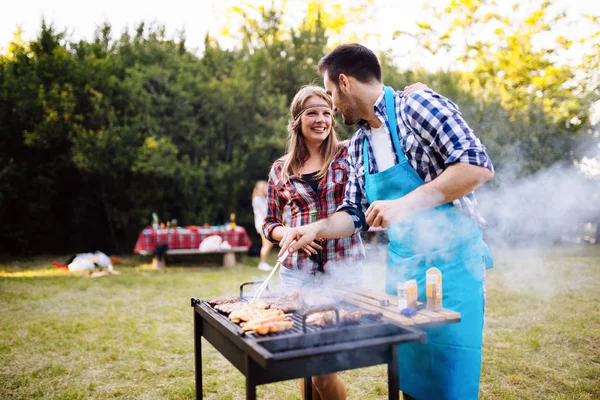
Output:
208 296 240 306
268 299 303 313
252 320 294 335
241 315 294 334
240 314 288 330
228 302 271 323
214 301 244 315
228 303 294 335
306 309 382 327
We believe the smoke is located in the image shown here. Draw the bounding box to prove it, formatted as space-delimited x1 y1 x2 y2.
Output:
478 162 599 247
356 158 600 297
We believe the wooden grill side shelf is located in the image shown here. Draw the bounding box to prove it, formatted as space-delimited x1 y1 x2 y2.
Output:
335 287 461 328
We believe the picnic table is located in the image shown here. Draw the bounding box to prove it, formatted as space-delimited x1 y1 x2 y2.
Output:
133 226 252 267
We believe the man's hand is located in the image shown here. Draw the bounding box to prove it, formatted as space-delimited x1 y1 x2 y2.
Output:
278 224 322 257
365 198 413 228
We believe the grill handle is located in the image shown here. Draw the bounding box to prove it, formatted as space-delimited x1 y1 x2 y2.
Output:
302 307 340 333
239 281 268 300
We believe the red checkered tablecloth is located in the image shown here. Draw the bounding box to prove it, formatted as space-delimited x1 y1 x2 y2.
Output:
133 226 252 254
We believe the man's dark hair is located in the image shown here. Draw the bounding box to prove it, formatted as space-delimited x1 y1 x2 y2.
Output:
318 43 382 87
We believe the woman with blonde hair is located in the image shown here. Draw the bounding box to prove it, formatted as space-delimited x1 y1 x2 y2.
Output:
252 180 274 271
262 85 363 400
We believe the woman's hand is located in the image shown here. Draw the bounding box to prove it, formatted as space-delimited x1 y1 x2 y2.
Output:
299 240 323 256
279 228 323 256
402 82 429 96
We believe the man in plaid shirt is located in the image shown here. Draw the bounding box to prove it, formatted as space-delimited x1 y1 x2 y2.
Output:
280 44 494 400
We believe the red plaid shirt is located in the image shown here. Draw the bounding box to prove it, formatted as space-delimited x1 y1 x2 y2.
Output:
263 146 364 273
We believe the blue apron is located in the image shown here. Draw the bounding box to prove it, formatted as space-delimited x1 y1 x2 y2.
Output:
363 87 493 399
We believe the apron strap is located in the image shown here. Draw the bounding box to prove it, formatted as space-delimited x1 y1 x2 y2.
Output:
383 86 405 160
363 86 411 176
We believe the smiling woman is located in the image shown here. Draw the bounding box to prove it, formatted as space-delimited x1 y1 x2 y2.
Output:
261 85 366 400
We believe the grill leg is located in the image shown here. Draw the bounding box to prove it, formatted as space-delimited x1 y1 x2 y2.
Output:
301 377 313 400
194 310 203 400
388 345 399 400
246 380 256 400
245 356 257 400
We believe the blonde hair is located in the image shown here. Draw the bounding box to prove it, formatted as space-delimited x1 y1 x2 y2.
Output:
282 86 343 180
252 180 267 198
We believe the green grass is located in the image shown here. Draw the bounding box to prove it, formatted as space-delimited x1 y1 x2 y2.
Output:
1 247 599 399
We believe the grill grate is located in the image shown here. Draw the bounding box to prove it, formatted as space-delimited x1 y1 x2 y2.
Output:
206 300 386 339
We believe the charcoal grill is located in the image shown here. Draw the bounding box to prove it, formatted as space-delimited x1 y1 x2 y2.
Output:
191 283 431 400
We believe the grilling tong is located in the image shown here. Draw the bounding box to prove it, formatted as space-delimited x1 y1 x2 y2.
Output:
251 246 292 303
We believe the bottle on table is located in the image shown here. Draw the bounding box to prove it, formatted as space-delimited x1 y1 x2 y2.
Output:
229 213 236 230
426 267 442 311
397 279 418 311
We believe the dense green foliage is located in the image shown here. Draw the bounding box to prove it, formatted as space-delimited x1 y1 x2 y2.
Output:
0 3 597 254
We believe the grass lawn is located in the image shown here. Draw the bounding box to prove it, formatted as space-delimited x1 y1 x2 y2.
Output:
1 246 599 399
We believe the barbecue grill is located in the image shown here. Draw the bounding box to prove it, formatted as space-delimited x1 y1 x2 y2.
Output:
191 283 460 400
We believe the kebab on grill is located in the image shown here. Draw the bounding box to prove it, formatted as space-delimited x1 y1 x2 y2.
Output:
228 302 271 323
306 309 382 327
229 303 294 335
267 298 303 313
241 314 294 334
208 296 240 306
252 320 294 335
214 301 243 314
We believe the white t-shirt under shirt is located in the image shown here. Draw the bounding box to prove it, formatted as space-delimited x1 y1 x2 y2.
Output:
369 123 396 172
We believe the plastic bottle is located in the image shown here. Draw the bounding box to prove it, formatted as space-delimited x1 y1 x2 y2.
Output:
152 213 159 230
397 279 418 311
229 213 236 230
426 267 442 311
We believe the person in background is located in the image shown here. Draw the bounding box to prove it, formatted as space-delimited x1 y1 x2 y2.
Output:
52 251 120 277
279 43 494 400
252 180 274 271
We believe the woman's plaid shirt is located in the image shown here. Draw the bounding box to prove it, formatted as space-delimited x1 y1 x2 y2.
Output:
339 89 494 233
263 147 365 273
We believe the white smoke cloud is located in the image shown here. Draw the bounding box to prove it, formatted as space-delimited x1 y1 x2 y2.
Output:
478 162 599 247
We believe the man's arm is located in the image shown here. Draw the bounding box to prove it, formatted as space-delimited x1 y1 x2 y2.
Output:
366 89 494 227
278 211 355 256
365 163 493 227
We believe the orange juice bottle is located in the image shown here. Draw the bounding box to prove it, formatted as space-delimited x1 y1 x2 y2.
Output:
426 267 442 311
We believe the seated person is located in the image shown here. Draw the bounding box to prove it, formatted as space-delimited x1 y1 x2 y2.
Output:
53 251 120 276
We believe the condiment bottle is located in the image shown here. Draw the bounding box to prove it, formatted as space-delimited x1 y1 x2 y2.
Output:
426 267 442 311
229 213 236 230
397 279 418 311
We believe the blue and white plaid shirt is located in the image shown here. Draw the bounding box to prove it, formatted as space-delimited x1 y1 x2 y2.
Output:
338 88 494 233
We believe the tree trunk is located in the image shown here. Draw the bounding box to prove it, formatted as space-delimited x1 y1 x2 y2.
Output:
101 183 120 253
